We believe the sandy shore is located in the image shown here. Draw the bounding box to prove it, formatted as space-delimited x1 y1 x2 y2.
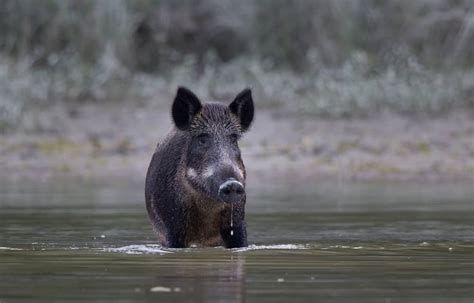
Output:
1 103 473 184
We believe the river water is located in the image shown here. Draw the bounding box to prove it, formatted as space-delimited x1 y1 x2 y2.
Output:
0 178 473 302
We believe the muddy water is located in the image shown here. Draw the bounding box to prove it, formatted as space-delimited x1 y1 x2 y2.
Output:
0 178 473 302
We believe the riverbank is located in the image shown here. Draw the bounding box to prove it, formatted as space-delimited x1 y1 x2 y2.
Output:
1 103 473 183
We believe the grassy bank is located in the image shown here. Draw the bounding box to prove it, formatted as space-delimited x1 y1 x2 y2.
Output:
0 104 473 182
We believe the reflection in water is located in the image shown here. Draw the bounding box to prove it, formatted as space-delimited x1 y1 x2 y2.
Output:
147 253 246 302
0 178 473 302
105 245 248 302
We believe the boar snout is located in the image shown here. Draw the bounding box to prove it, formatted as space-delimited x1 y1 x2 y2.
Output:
218 178 244 203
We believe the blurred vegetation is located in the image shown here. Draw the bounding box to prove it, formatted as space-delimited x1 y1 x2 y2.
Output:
1 0 474 129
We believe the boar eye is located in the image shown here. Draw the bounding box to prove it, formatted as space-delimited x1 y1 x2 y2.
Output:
197 133 210 146
230 133 239 143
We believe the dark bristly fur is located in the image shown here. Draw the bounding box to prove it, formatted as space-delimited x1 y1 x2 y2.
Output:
145 87 254 248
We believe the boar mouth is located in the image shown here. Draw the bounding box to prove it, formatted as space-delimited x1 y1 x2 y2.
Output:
218 179 245 203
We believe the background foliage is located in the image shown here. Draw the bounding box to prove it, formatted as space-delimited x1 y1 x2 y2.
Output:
1 0 474 129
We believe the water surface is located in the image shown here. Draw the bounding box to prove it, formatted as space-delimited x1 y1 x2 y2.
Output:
0 178 473 302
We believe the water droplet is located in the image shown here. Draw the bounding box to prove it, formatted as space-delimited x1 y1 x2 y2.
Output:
230 203 234 228
230 203 234 236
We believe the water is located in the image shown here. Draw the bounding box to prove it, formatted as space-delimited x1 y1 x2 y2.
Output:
0 178 473 302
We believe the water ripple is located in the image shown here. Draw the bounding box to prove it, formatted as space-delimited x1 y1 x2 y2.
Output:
0 246 23 251
104 244 171 255
233 244 308 252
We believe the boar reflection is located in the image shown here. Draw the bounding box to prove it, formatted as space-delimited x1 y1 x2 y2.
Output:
148 253 246 302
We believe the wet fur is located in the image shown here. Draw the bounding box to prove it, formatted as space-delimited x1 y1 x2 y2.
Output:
145 89 252 248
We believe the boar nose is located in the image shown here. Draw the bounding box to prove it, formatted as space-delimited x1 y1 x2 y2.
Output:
218 178 244 203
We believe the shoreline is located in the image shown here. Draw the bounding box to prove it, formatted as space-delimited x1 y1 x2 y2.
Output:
1 104 473 183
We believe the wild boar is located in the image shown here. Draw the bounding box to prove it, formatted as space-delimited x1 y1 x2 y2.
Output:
145 87 254 248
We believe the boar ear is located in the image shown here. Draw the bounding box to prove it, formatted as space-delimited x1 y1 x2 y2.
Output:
229 88 254 132
172 87 202 130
